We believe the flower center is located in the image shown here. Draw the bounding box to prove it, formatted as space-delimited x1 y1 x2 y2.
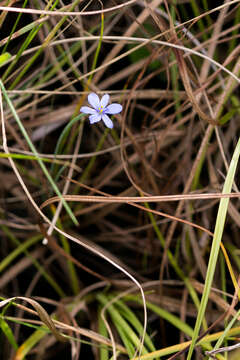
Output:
98 106 104 113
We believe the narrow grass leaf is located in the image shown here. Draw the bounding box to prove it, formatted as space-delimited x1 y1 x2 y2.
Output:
111 296 156 353
98 306 110 360
0 52 11 66
187 137 240 359
0 79 78 225
97 293 148 357
0 318 18 350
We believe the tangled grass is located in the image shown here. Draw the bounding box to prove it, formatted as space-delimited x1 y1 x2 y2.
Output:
0 1 240 359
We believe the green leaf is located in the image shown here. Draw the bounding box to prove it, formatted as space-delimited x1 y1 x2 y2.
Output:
0 318 18 350
187 137 240 359
0 52 11 66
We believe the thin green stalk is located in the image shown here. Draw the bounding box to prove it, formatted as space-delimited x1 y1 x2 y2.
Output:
0 18 47 49
0 317 18 350
98 305 109 360
13 327 47 359
201 0 212 27
39 42 82 85
219 252 228 353
63 7 105 165
1 225 65 297
145 203 206 329
7 0 81 90
69 8 105 192
189 1 208 41
78 128 109 184
88 11 104 84
51 113 83 177
54 216 80 295
97 293 148 357
187 137 240 359
2 0 58 83
125 295 194 339
213 308 240 351
0 151 77 167
0 234 42 272
2 0 28 54
108 295 156 353
0 79 78 225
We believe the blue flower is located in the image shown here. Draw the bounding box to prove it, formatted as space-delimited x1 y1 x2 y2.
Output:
80 93 122 129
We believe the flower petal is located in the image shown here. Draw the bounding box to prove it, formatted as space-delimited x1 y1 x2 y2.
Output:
105 103 122 115
100 94 109 108
88 93 100 109
102 114 113 128
80 106 97 115
89 114 101 124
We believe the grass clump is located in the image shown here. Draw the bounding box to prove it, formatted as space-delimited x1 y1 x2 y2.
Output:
0 1 240 359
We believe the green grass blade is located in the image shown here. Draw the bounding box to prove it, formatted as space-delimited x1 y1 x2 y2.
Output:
111 296 156 353
213 308 240 351
0 318 18 350
0 52 11 67
15 327 47 359
1 225 65 297
2 0 28 54
97 293 149 357
98 306 110 360
51 113 83 177
0 79 78 226
187 137 240 359
0 234 42 272
125 295 194 339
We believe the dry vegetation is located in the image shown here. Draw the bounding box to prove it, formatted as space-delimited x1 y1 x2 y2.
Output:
0 0 240 359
